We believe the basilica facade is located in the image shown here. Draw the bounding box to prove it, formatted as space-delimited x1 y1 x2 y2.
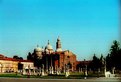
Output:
27 37 77 73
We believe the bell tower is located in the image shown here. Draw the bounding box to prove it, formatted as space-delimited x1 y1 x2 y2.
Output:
56 36 62 52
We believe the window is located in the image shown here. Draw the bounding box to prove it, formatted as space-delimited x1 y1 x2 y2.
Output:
67 56 70 58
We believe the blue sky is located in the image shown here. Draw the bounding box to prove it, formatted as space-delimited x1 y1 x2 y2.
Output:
0 0 120 60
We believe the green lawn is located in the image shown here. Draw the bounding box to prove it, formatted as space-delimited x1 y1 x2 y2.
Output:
0 73 105 79
0 73 22 78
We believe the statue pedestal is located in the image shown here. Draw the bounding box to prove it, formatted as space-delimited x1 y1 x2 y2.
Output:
65 71 70 77
105 71 111 77
84 70 87 79
41 72 44 76
49 66 54 74
41 64 45 76
56 71 60 75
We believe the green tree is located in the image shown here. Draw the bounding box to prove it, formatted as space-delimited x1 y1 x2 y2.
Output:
13 55 23 60
106 40 121 71
99 54 105 71
13 55 19 59
27 52 33 60
106 54 111 70
92 54 100 72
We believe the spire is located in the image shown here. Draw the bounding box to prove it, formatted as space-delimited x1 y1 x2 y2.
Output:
37 44 39 47
42 46 43 49
48 40 50 45
42 46 44 52
56 36 62 52
57 36 60 41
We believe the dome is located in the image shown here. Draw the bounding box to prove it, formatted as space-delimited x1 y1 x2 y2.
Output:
45 48 49 52
41 47 44 52
34 45 42 52
45 48 49 54
46 40 53 50
46 44 53 50
56 48 62 52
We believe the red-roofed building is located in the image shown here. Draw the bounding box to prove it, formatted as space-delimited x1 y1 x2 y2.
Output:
76 60 92 72
0 54 34 73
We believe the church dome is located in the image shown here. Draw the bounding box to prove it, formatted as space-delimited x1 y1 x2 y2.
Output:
45 48 49 53
46 44 53 50
41 47 44 52
34 45 42 52
56 48 62 52
46 40 53 50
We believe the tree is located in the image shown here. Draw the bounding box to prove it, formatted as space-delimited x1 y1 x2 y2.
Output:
106 54 111 70
106 40 121 71
13 55 23 60
13 55 19 59
19 57 23 60
110 40 120 54
99 54 105 71
27 51 43 68
91 54 100 72
27 52 33 60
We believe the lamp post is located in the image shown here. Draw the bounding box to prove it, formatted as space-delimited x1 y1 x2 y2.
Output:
104 58 106 73
84 59 87 79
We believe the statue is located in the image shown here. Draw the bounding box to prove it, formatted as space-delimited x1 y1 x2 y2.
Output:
41 64 44 76
65 65 70 77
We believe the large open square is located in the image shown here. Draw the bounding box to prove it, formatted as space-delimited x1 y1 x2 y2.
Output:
0 0 121 81
0 77 121 82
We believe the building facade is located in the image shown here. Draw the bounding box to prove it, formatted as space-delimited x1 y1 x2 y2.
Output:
0 54 34 74
28 37 77 73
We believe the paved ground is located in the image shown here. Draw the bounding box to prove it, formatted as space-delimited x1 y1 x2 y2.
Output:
0 77 121 82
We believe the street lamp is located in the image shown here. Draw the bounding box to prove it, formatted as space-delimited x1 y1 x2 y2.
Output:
84 59 87 79
104 58 106 73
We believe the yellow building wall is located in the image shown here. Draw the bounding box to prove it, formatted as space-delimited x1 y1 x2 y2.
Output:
0 60 18 73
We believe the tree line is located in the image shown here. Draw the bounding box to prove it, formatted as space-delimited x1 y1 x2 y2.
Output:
88 40 121 73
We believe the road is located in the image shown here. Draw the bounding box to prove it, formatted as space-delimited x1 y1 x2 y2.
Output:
0 77 121 82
